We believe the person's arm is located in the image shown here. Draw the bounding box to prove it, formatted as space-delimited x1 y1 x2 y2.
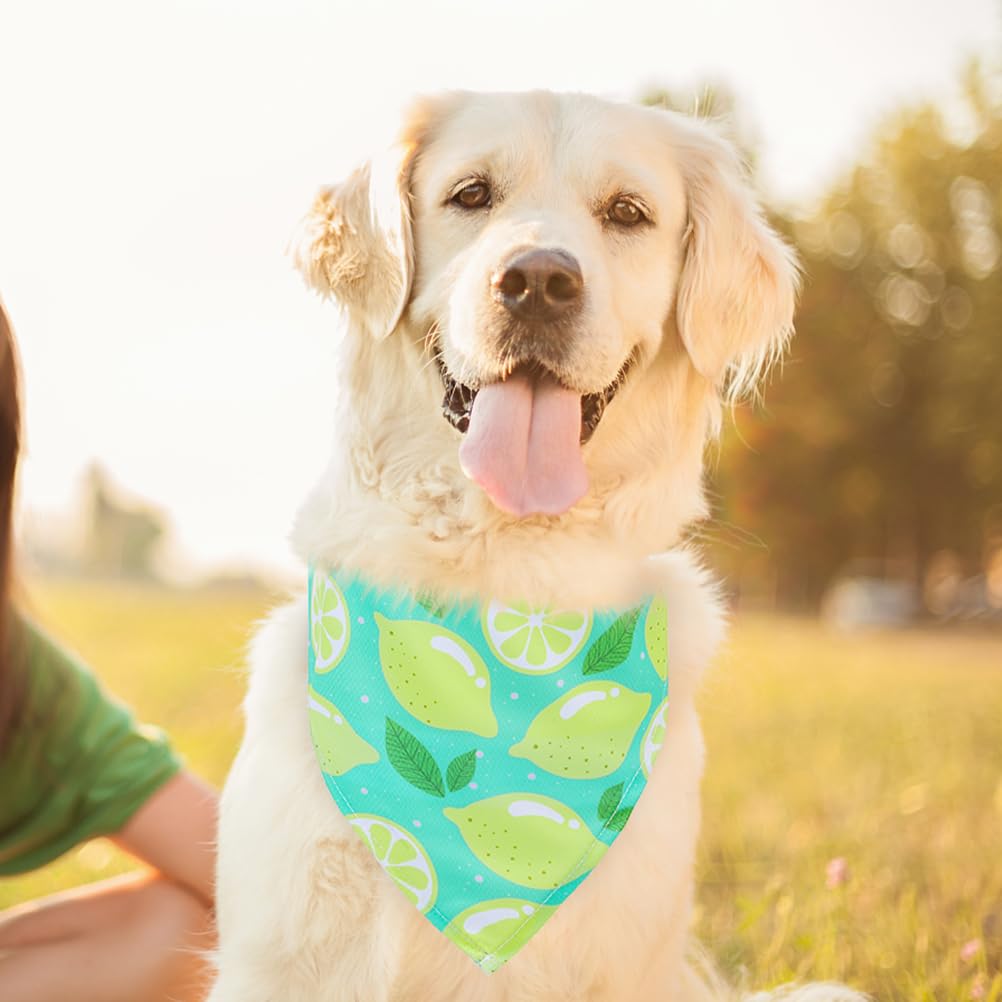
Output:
112 768 218 908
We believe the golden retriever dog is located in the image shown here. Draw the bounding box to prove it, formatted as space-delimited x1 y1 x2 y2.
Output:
208 91 864 1002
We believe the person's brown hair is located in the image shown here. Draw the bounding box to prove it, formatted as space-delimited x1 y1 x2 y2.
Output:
0 298 23 750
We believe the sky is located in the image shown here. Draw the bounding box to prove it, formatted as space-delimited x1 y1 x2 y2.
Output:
2 0 1000 581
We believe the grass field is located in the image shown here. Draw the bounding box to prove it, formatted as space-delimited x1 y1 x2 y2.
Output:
3 577 1000 1000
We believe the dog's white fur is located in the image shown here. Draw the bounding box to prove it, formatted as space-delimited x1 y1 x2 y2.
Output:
208 92 863 1002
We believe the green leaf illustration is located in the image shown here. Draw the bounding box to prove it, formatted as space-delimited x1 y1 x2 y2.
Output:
446 750 477 792
606 806 633 832
415 590 449 619
385 718 445 797
597 782 624 821
582 607 643 675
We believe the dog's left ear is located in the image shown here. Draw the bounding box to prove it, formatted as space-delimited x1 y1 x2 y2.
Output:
292 97 446 339
671 118 800 395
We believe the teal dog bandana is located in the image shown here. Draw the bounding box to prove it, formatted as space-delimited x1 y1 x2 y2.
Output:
306 567 669 973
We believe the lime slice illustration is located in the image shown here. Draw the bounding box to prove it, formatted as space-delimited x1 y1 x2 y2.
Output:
311 572 350 673
308 688 379 776
347 814 438 913
509 681 651 779
640 696 669 778
444 793 606 889
482 601 592 674
644 596 668 680
374 614 498 736
444 897 555 971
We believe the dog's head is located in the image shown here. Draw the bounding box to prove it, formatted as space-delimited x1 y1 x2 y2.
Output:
294 91 796 544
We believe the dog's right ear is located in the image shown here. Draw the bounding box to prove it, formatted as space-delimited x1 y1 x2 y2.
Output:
292 96 448 339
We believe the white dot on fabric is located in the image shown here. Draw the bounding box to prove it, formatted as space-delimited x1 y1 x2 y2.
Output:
475 678 487 689
522 905 535 915
334 716 343 725
474 875 484 884
528 772 536 781
475 750 484 759
361 787 368 795
568 819 580 830
469 782 478 790
358 616 365 624
413 820 422 828
640 652 646 660
360 695 369 703
611 687 620 697
556 679 565 688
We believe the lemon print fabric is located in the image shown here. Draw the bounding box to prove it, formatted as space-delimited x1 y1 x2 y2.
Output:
444 898 556 972
509 682 651 779
641 695 670 779
483 601 592 674
308 687 379 776
306 567 669 974
644 596 668 681
374 614 497 737
443 793 607 888
347 814 438 913
311 571 350 672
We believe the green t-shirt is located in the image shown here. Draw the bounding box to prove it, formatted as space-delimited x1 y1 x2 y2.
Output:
0 616 181 875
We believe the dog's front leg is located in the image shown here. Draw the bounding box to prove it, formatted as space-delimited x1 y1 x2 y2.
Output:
209 600 404 1002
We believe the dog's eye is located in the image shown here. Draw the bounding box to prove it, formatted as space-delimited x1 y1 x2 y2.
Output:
451 181 492 210
606 198 646 227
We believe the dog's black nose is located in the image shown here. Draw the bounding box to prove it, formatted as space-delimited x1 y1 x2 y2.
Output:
491 249 583 322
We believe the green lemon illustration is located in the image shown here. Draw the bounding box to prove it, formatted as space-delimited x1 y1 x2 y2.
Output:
347 814 438 913
443 793 606 889
308 688 379 776
509 681 651 779
640 696 670 778
482 601 592 674
444 898 556 971
644 596 668 680
374 613 498 737
311 572 350 672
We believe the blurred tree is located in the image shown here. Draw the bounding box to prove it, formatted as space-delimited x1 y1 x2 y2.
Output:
83 464 166 579
707 60 1002 609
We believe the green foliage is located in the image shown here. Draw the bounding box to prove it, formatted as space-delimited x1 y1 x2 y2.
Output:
581 607 642 675
445 749 477 793
385 718 445 798
597 782 624 821
707 62 1002 607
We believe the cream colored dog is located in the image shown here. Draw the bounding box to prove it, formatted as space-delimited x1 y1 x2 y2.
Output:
208 91 863 1002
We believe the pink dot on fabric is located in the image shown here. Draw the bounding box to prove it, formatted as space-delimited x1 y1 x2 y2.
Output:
510 692 519 700
474 875 484 884
469 782 478 790
528 773 536 781
413 820 422 828
360 695 369 703
357 616 365 624
361 788 368 795
475 750 484 759
556 679 565 688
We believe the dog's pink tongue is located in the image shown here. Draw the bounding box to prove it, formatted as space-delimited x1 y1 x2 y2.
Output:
459 371 587 517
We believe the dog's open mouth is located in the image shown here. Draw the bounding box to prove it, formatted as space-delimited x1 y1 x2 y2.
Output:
436 352 635 518
437 355 635 445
